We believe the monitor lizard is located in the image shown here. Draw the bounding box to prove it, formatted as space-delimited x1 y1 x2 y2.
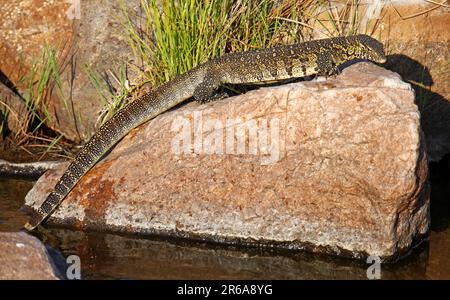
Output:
24 34 386 231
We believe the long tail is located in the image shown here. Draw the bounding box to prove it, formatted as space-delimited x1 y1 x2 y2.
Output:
23 64 205 231
23 90 173 230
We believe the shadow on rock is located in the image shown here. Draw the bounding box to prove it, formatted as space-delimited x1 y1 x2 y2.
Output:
385 54 450 162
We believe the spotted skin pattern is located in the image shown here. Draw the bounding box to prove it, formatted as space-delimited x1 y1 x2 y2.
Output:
24 34 386 231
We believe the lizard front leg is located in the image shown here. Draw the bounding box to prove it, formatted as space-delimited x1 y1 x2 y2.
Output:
193 75 228 103
316 52 340 76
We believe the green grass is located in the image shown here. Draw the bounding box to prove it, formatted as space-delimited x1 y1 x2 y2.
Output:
84 63 134 127
120 0 324 84
90 0 328 119
0 44 73 158
21 45 56 134
92 0 373 120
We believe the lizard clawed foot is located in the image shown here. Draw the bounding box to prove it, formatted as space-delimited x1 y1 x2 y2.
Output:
197 92 229 104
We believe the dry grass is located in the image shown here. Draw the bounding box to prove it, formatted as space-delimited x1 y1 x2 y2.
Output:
0 45 74 159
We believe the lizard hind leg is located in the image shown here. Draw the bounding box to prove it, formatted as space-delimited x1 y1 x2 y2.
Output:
193 77 228 103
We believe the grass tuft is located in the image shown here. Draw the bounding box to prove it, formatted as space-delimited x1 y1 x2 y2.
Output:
102 0 375 120
0 44 73 159
93 0 328 119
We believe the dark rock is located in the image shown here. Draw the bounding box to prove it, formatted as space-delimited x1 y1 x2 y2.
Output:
0 159 65 178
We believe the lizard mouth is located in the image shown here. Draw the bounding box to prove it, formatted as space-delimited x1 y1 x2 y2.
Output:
378 57 387 64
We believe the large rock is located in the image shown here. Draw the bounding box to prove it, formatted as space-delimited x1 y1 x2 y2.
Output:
25 63 430 261
0 232 59 279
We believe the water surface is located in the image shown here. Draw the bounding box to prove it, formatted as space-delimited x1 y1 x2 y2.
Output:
0 166 448 279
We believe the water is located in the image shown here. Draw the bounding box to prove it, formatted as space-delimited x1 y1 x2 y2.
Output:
0 162 449 279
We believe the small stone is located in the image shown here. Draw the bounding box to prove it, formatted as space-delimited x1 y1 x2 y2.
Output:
0 232 60 280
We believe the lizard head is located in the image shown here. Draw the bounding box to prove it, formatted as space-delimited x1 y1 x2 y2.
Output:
331 34 387 66
348 34 387 64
